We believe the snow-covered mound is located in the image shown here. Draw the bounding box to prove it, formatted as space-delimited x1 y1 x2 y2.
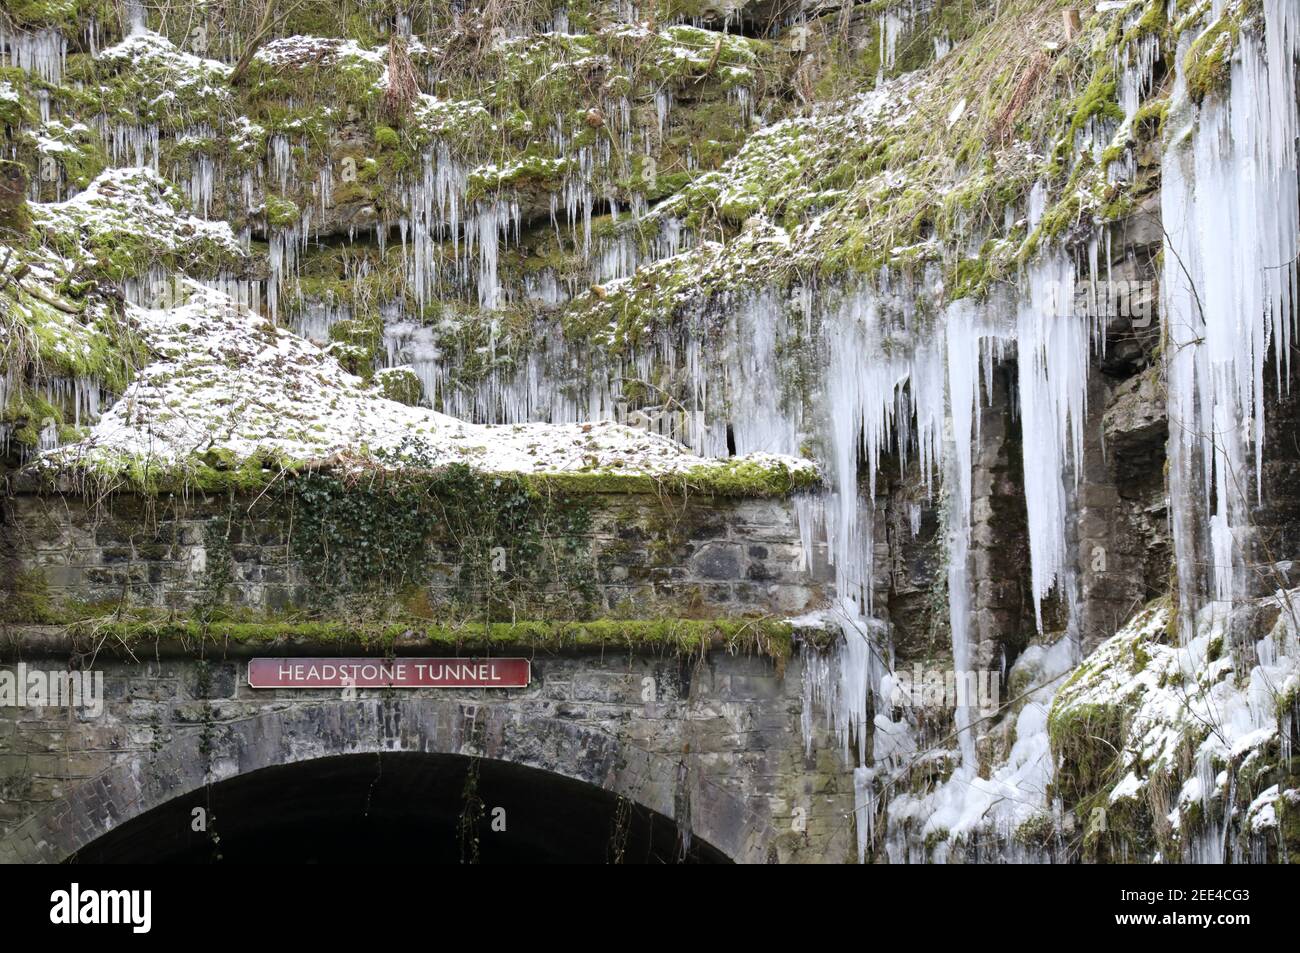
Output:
42 284 816 481
29 167 244 277
98 27 232 90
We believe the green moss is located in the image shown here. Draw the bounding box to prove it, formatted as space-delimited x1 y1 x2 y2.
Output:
0 70 36 130
510 459 818 499
1135 0 1170 36
1048 699 1129 804
263 194 301 228
0 157 31 234
61 616 795 662
1087 782 1159 863
1013 811 1058 850
1024 154 1092 255
84 29 233 135
29 167 243 281
39 438 820 507
267 0 390 44
1069 65 1125 139
1099 190 1135 222
376 366 422 406
678 458 820 496
0 569 59 623
1181 1 1254 102
51 140 107 191
327 314 384 377
1043 599 1184 852
5 0 108 30
1278 788 1300 862
921 825 952 855
466 155 572 203
330 181 376 207
7 0 79 24
10 287 138 388
1133 96 1169 139
2 385 62 447
53 445 301 496
948 253 994 301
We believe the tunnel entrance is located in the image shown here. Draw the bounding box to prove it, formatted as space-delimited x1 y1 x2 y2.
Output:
69 753 728 863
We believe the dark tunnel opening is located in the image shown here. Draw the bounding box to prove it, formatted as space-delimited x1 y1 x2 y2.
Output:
69 752 730 864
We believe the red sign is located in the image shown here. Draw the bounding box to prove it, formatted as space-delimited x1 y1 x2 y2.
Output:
247 658 530 689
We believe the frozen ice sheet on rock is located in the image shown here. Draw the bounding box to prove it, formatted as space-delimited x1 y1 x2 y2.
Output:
1162 0 1300 631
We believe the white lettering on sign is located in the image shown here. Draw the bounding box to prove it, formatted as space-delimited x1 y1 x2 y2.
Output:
248 658 530 689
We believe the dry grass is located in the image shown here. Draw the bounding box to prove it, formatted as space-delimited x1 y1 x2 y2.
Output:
383 34 422 123
991 49 1051 145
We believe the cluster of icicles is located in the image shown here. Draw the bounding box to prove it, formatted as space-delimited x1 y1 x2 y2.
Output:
816 0 1299 863
794 250 1098 860
6 10 725 337
1163 0 1300 631
820 0 1298 862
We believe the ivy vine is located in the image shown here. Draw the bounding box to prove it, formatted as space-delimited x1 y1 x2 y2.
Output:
287 442 597 619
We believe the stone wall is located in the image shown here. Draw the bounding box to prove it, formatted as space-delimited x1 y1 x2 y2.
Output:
1 487 831 622
0 645 856 864
0 482 862 863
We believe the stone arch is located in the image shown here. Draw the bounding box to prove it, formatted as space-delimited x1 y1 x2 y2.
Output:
0 697 770 863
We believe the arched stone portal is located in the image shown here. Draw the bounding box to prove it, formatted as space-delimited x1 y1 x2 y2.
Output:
72 751 730 863
1 698 770 863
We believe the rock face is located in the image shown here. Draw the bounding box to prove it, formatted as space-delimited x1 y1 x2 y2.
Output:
1 0 1299 863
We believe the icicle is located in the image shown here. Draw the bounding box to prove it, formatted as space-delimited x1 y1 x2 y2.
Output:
267 135 293 190
945 299 981 763
294 298 349 344
1116 28 1160 123
1 26 66 84
878 11 905 76
472 201 505 311
124 0 147 34
655 89 672 139
1162 0 1300 633
266 225 302 324
724 292 800 457
1016 252 1088 632
853 766 876 862
186 151 215 218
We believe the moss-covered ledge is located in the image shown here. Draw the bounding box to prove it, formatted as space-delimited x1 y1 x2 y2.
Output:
0 617 825 666
529 460 822 498
11 455 821 499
